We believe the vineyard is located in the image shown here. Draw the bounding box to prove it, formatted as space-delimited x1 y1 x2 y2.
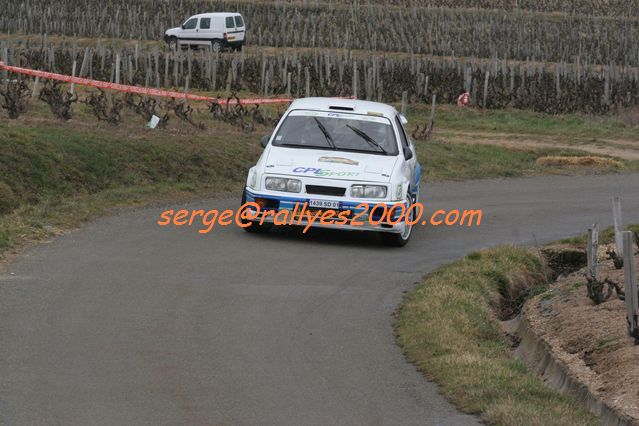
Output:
1 0 639 117
3 38 638 116
3 1 639 65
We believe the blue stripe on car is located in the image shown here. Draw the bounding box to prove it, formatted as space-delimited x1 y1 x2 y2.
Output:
413 163 421 195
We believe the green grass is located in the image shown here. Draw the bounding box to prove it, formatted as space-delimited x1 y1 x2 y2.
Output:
556 224 639 247
406 104 639 141
0 122 259 203
0 117 263 254
420 140 631 181
406 104 639 181
395 246 598 426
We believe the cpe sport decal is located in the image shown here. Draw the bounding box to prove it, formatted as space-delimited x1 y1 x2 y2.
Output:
292 167 360 177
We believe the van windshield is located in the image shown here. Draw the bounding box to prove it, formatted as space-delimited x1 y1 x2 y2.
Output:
272 110 398 156
183 18 198 30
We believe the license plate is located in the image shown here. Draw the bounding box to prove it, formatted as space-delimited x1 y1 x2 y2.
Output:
309 199 340 209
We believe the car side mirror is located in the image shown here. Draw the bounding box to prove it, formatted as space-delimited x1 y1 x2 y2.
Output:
403 146 413 160
260 135 270 148
399 114 408 126
181 24 185 29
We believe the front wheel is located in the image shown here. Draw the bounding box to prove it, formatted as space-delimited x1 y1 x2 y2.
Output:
167 37 178 51
381 193 414 247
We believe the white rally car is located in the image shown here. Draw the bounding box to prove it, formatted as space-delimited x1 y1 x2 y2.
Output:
241 98 421 246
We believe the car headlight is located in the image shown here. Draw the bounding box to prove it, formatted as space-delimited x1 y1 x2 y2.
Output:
265 177 302 193
350 185 387 199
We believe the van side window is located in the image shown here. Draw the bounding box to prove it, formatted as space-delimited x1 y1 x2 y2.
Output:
396 117 410 149
234 16 244 27
200 18 211 29
184 18 198 30
225 17 235 29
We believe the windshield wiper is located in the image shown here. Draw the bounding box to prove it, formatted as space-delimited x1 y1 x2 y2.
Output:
345 125 387 154
277 142 330 150
313 117 337 150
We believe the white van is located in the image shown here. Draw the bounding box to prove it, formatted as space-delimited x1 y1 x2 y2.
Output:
164 13 246 52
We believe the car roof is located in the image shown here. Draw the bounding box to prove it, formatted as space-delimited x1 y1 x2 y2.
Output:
288 98 399 120
192 13 242 18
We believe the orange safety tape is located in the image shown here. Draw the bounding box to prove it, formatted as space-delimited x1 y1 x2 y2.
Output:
0 61 293 105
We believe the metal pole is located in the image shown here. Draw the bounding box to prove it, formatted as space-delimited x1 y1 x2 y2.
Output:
587 224 599 280
612 196 623 257
622 231 638 338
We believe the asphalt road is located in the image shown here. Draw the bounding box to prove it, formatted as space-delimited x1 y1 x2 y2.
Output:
2 173 639 426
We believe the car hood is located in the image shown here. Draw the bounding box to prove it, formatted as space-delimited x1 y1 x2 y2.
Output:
165 27 180 36
264 147 397 183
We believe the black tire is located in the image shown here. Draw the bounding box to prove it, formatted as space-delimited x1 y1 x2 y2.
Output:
240 191 273 234
211 40 223 53
168 36 178 51
381 193 414 247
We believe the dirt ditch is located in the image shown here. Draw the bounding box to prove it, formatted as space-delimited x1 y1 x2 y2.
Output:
511 245 639 424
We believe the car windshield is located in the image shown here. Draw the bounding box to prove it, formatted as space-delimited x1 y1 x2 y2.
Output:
272 110 398 155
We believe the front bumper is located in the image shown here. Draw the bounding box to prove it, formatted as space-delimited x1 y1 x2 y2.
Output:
244 188 409 234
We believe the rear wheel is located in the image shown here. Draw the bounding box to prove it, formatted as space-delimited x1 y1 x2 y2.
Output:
381 193 414 247
211 40 223 53
240 191 272 234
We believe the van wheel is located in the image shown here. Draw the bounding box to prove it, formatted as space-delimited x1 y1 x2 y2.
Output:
211 40 222 53
168 37 178 50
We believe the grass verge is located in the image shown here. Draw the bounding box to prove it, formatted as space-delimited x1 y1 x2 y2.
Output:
0 114 263 258
421 140 632 181
407 104 639 141
395 246 598 425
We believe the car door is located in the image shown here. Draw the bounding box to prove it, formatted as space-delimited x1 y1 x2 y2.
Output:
197 17 213 44
224 16 237 44
233 15 246 43
180 16 199 45
395 115 419 197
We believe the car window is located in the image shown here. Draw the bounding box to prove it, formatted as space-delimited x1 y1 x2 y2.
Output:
226 17 235 29
273 111 398 156
234 16 244 27
183 18 198 30
396 116 410 149
200 18 211 29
